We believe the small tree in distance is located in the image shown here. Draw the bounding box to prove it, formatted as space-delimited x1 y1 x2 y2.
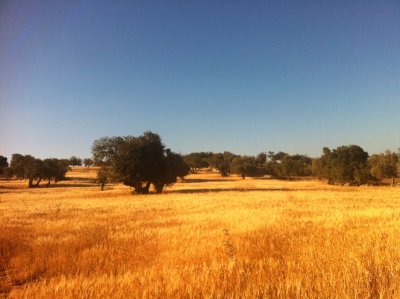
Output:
231 156 258 179
210 152 235 177
83 158 94 168
183 152 211 173
69 156 82 167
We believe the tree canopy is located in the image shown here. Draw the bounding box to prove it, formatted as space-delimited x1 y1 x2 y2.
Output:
369 150 398 186
316 145 370 185
0 155 8 175
231 156 258 179
209 152 236 177
83 158 94 167
183 152 212 173
69 156 82 167
8 154 68 187
92 131 188 194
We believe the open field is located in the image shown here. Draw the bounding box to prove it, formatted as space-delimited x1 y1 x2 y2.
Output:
1 168 400 298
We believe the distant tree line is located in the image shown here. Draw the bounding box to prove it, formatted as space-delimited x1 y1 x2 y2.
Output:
312 146 399 186
183 145 400 185
183 151 312 180
2 140 399 191
0 154 96 188
1 154 69 187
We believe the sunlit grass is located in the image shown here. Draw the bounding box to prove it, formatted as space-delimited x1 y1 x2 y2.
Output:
1 168 400 298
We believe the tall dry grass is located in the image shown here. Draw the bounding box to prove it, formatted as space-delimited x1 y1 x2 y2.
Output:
1 168 400 298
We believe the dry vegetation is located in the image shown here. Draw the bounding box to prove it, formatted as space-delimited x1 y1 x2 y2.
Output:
1 167 400 298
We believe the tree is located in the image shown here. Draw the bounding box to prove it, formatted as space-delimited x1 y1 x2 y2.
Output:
9 154 42 187
255 152 267 175
92 136 125 165
231 156 258 179
0 155 8 175
262 152 311 179
8 154 68 187
17 155 43 188
83 158 94 168
9 154 26 179
183 152 211 173
91 131 189 194
42 158 69 186
97 166 112 191
271 151 288 162
398 149 400 179
286 154 312 177
209 152 236 177
279 155 296 180
313 147 333 180
69 156 82 167
369 150 398 186
319 145 370 185
153 149 189 193
255 152 267 167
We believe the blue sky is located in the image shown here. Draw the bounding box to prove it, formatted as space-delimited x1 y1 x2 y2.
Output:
1 1 399 159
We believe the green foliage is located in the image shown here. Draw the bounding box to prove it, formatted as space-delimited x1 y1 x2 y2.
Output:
369 150 398 186
153 149 189 193
276 155 309 179
231 156 258 179
183 152 212 173
8 154 68 187
83 158 94 167
209 152 236 176
0 155 8 175
263 152 312 179
312 147 332 179
398 149 400 178
264 160 278 177
319 145 370 185
97 166 113 190
269 151 288 162
69 156 82 167
42 158 69 186
9 154 26 179
92 136 125 166
92 131 189 194
255 152 267 167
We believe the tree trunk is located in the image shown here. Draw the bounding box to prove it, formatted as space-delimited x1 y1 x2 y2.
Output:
133 181 150 194
28 178 34 188
101 182 105 191
392 177 395 187
154 182 165 193
47 178 51 187
143 181 151 193
35 178 42 187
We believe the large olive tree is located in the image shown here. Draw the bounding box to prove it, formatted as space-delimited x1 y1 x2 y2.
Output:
92 131 188 194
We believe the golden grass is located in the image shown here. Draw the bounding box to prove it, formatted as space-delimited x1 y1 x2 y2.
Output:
1 168 400 298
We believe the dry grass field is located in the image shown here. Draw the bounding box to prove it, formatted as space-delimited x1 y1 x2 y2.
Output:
1 167 400 298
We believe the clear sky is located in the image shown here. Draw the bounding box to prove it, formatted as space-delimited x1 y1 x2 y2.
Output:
1 1 399 160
